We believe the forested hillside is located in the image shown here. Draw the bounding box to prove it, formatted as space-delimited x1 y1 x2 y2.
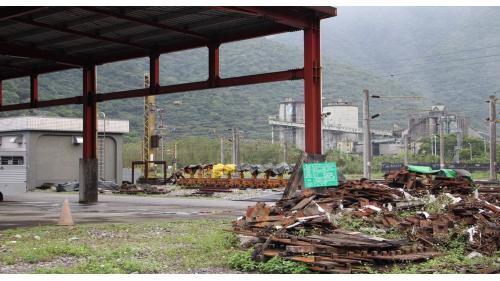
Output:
275 7 500 133
0 37 420 141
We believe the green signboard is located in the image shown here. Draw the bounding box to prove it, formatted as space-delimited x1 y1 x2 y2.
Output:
303 162 338 188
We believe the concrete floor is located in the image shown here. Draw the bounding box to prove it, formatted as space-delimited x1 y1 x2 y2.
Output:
0 192 256 230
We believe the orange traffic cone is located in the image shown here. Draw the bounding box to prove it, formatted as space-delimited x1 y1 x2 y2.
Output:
57 198 74 226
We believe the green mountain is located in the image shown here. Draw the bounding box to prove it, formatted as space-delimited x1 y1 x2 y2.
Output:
275 7 500 133
0 37 422 141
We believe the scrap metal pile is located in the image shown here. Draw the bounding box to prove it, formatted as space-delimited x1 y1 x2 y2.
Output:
176 163 292 190
384 166 474 196
114 183 170 195
233 167 500 273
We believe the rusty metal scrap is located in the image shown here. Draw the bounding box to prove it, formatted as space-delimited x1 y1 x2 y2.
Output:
233 187 441 273
233 174 500 273
176 163 290 189
384 167 474 195
115 183 170 195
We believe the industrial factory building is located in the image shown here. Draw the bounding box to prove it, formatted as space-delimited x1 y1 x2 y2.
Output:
408 105 471 140
0 116 129 195
269 98 392 153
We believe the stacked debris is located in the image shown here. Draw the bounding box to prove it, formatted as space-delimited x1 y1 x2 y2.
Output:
114 183 169 194
234 185 441 273
192 188 233 196
176 162 292 189
234 177 500 273
384 166 474 196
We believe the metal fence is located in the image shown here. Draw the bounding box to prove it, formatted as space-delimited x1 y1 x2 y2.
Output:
381 162 497 173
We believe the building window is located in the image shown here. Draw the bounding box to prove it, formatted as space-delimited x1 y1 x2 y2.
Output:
0 156 24 165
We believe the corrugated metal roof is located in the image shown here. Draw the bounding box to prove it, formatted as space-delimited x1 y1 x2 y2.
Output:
0 6 336 81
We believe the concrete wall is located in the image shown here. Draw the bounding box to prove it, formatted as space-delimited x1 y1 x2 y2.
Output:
26 131 124 190
323 105 359 129
379 143 403 156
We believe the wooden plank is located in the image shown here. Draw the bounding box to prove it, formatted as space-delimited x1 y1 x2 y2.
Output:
283 151 307 199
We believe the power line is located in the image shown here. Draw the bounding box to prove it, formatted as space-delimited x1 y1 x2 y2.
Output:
388 56 500 77
351 42 500 69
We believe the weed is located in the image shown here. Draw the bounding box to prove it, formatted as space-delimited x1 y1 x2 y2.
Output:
226 249 258 272
257 256 311 274
226 250 311 274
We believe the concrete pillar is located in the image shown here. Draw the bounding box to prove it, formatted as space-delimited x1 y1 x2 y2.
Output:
79 158 98 203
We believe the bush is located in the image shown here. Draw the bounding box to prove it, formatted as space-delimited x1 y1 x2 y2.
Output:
226 250 258 272
227 251 311 273
257 256 311 274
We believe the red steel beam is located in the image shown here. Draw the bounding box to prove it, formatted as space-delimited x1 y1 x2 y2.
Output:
208 43 220 87
0 7 47 21
217 69 303 87
211 6 311 29
0 69 304 107
303 18 322 154
150 53 160 95
30 74 38 108
78 7 209 42
0 63 32 72
305 7 338 18
13 18 150 50
0 40 85 67
0 96 82 112
82 65 97 160
0 21 295 81
98 69 303 102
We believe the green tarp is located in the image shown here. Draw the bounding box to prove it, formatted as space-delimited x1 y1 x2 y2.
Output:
407 165 434 174
407 165 458 179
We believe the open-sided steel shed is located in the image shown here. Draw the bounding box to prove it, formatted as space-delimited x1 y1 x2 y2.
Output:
0 6 337 203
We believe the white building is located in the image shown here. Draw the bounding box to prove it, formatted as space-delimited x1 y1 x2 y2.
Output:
0 116 129 195
269 98 392 153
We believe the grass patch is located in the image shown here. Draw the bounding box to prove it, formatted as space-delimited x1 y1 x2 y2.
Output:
227 250 311 274
0 219 239 273
387 235 500 273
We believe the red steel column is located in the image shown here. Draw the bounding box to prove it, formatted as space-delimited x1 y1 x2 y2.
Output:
80 65 98 203
0 80 3 108
150 53 160 95
83 66 97 159
208 43 220 87
304 18 322 154
30 74 38 108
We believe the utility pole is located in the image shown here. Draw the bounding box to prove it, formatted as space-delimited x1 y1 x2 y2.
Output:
404 119 411 166
231 127 240 165
271 126 274 144
403 133 409 166
439 115 445 169
236 128 240 165
220 136 224 164
362 89 371 179
173 142 177 173
469 143 473 161
489 95 497 181
455 125 462 164
283 139 288 163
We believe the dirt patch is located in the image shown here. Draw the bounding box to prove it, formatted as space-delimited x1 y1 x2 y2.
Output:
0 256 82 274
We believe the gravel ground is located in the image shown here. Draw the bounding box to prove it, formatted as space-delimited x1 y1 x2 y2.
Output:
95 184 283 201
161 185 283 201
0 256 82 274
